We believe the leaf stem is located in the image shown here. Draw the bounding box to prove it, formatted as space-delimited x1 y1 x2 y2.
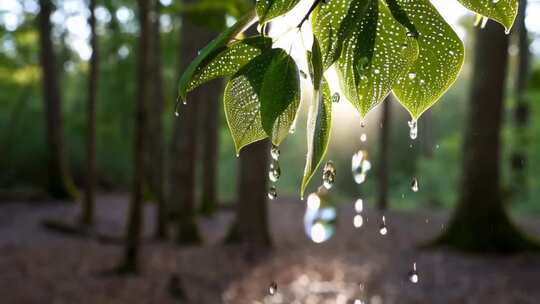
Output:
297 0 326 29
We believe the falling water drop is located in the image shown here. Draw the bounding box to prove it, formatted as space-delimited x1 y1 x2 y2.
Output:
270 145 280 161
268 186 277 200
268 281 278 295
331 93 341 103
411 177 419 192
379 216 388 235
269 160 281 183
322 161 336 190
174 97 183 117
355 198 364 213
352 151 372 184
353 214 364 228
360 133 367 142
408 263 419 283
361 120 366 128
408 120 418 140
304 189 336 243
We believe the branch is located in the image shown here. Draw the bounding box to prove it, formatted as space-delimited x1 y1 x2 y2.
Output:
297 0 326 29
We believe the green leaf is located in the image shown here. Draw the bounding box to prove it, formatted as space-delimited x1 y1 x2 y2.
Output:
260 49 301 140
457 0 518 32
224 48 300 153
335 0 419 117
256 0 301 23
391 0 465 119
301 79 333 197
385 0 418 37
178 9 257 102
186 36 273 92
311 0 369 70
301 38 332 196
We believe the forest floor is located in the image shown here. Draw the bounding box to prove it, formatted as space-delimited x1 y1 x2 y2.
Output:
1 194 540 304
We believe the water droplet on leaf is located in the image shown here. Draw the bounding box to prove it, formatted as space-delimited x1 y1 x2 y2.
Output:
408 72 416 80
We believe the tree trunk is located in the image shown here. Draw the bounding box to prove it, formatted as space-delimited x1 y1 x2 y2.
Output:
146 0 168 240
120 0 152 273
510 0 530 198
376 96 392 210
170 6 216 245
198 78 222 217
38 0 76 200
226 140 272 248
434 22 537 253
82 0 99 226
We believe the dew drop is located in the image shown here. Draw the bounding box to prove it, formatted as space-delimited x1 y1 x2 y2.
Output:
492 0 500 3
331 92 340 103
408 119 418 140
373 69 380 75
408 72 416 80
322 161 336 190
411 177 419 192
379 216 388 235
268 186 277 200
360 133 367 142
270 145 280 161
269 160 281 183
353 214 364 228
268 281 278 295
408 263 419 284
354 198 363 213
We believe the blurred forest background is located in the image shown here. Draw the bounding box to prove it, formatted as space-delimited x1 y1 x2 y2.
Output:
2 0 540 303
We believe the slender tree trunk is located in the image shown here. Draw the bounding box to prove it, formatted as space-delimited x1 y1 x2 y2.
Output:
377 96 392 210
226 140 272 248
82 0 99 226
170 5 215 244
434 22 537 252
510 0 530 198
198 78 222 217
146 1 168 240
38 0 76 200
120 0 152 273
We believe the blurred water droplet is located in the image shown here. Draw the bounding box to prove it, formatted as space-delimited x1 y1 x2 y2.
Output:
268 281 277 295
360 133 367 142
411 177 419 192
409 263 419 283
379 216 388 235
408 119 418 140
332 93 340 103
352 151 371 184
354 300 365 304
322 161 336 189
270 145 280 160
269 160 281 182
355 198 364 213
268 186 277 200
304 190 336 243
353 214 364 228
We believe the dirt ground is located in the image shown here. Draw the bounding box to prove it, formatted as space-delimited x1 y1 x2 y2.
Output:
1 194 540 304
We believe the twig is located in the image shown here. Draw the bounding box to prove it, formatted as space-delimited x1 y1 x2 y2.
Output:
297 0 326 29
